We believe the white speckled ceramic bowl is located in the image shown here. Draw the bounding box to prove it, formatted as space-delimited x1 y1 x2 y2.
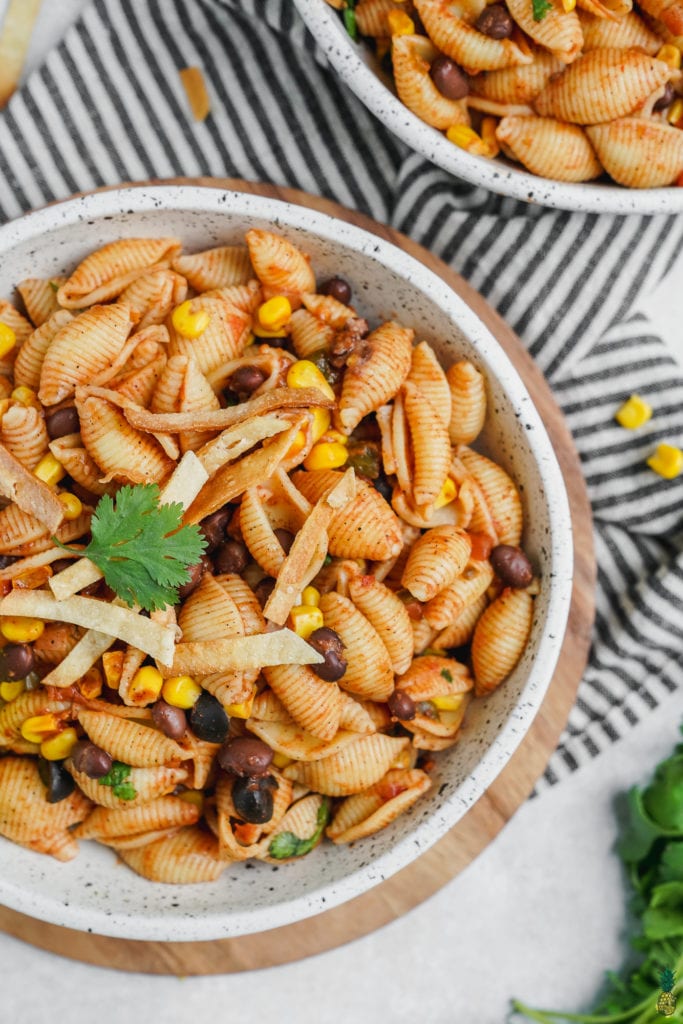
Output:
0 186 573 940
293 0 683 215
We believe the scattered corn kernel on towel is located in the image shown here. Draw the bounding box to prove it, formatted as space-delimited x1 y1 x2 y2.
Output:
0 0 682 785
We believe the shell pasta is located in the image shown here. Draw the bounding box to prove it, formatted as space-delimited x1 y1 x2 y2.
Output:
326 0 683 188
0 230 537 883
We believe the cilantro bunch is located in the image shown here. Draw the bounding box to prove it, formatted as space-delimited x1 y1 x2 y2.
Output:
58 483 207 612
512 731 683 1023
98 761 136 801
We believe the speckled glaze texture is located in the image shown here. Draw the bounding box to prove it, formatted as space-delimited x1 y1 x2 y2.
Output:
293 0 682 215
0 187 573 941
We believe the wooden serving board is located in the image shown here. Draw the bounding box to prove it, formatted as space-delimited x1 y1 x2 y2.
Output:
0 178 596 974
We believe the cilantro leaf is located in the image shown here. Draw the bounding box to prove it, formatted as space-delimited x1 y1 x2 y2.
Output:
59 483 207 612
343 5 358 39
98 761 137 800
532 0 552 21
440 668 453 682
269 799 329 860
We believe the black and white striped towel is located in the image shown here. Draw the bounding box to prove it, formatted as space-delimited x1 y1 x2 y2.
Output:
1 0 682 785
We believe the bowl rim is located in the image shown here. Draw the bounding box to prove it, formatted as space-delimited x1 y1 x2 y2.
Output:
292 0 683 215
0 185 574 940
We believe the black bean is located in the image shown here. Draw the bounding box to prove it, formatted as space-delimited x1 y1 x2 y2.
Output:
38 757 76 803
151 700 187 740
653 82 675 112
387 690 416 721
308 626 347 682
189 691 229 743
0 556 16 570
475 4 513 38
213 539 249 575
374 475 393 503
229 365 268 394
319 277 352 305
218 736 273 777
71 740 113 779
45 406 80 440
199 507 231 552
0 643 34 679
273 528 294 555
253 577 275 608
50 558 73 575
490 545 534 588
177 554 212 601
416 700 438 719
232 774 278 824
430 55 469 99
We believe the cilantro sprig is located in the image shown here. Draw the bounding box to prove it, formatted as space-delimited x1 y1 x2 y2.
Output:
532 0 553 20
268 799 330 860
343 0 358 39
512 728 683 1023
98 760 137 801
56 483 207 612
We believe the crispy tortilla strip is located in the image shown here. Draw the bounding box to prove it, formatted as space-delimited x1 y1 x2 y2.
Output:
41 629 114 688
184 424 299 525
0 0 42 107
160 629 323 678
0 546 84 582
124 386 333 434
49 451 208 602
0 442 64 532
196 414 288 477
263 469 356 625
0 590 176 666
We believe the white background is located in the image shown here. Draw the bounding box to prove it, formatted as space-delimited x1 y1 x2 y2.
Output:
0 2 682 1022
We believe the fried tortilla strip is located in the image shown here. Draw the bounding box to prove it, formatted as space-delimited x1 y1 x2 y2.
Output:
0 442 64 532
196 414 288 476
0 591 176 666
0 546 84 582
40 628 114 688
263 469 356 626
184 424 299 525
49 451 208 602
123 386 333 434
160 629 324 678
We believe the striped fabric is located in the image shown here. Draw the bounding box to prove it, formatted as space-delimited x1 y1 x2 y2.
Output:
0 0 681 783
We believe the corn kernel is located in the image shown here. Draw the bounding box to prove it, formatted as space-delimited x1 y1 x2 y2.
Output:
387 9 415 33
0 399 9 418
481 117 500 158
11 385 39 408
1 616 44 642
0 680 24 701
286 359 336 401
40 727 79 761
102 650 124 689
79 666 103 701
272 751 293 769
58 492 83 521
311 407 332 444
21 713 60 743
34 453 66 486
446 124 492 157
257 296 292 334
0 322 17 359
301 586 320 607
647 443 683 479
431 694 465 711
434 477 457 510
668 98 683 126
304 441 349 471
286 428 308 459
562 0 576 11
162 674 203 709
171 300 210 339
615 394 653 430
322 428 348 445
290 605 324 640
657 44 682 69
225 693 255 719
128 665 164 704
178 789 204 808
